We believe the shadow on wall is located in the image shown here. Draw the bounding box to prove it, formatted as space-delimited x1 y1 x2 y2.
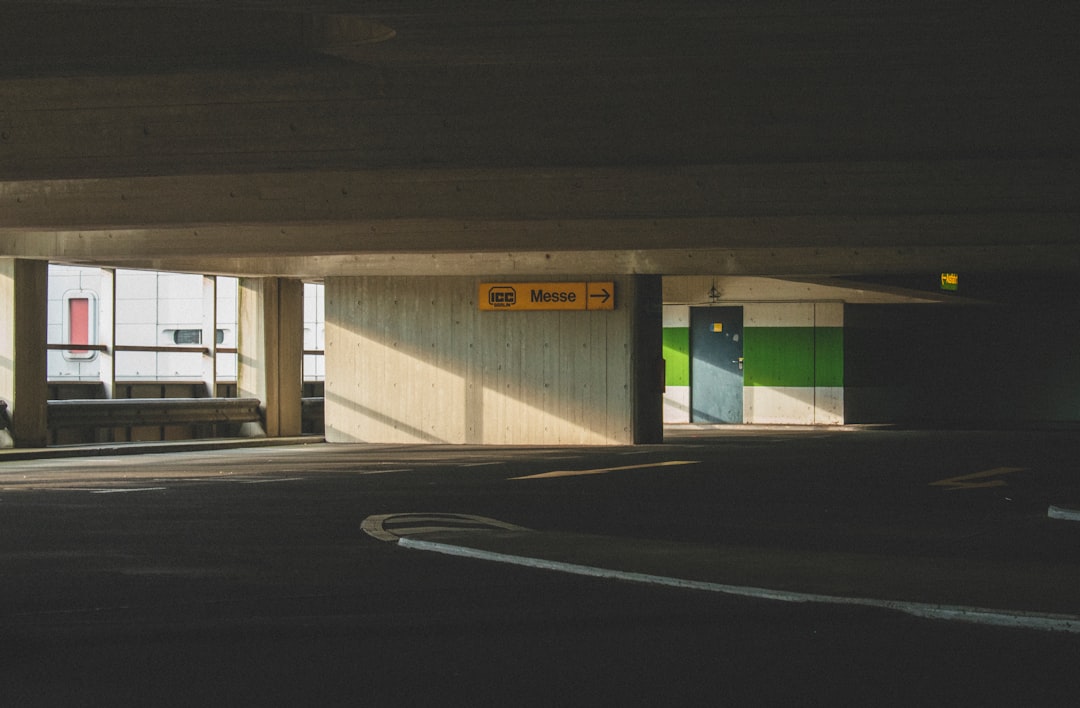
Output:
325 389 447 443
844 302 1080 425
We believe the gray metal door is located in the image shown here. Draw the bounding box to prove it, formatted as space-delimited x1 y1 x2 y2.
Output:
690 306 743 423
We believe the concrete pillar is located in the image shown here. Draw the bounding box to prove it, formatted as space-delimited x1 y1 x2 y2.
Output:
628 275 664 444
98 268 117 400
238 277 303 437
201 275 218 397
0 258 48 447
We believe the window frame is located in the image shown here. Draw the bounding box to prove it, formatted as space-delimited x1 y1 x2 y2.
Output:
62 290 98 361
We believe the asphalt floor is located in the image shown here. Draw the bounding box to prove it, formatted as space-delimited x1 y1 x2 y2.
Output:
4 427 1079 634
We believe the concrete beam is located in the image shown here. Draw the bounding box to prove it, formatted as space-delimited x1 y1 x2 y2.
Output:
1 160 1074 280
662 277 963 305
6 213 1075 265
2 161 1076 231
58 243 1080 281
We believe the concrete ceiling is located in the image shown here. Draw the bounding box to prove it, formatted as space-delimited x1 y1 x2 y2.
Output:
1 1 1077 281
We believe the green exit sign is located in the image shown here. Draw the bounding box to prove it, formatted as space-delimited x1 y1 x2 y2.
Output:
940 273 959 291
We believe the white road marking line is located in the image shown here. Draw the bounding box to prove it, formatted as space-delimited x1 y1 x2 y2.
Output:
510 460 699 480
461 462 502 467
89 487 168 494
235 477 305 484
1048 505 1080 522
398 538 1080 634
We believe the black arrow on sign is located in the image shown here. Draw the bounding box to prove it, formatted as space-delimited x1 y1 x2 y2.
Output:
589 287 611 304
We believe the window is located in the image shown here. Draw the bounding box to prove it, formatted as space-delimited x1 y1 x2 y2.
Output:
170 329 226 345
63 291 97 361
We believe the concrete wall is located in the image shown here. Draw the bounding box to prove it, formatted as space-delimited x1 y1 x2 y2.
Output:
325 275 659 444
744 303 843 425
845 302 1080 425
662 305 691 424
663 301 843 426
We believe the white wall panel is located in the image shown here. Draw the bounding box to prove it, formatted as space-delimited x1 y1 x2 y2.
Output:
745 386 815 425
815 387 844 424
663 305 689 328
745 302 813 328
744 386 844 425
815 302 844 328
664 386 690 424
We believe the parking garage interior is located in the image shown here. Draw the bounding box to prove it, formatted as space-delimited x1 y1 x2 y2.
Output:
2 1 1078 447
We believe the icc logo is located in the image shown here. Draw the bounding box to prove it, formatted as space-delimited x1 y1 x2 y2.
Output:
488 286 516 307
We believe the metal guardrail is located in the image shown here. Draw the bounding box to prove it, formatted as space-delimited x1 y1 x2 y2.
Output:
301 397 324 422
47 398 262 429
46 397 324 431
47 345 324 356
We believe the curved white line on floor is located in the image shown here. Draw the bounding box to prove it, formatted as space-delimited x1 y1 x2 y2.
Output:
398 537 1080 634
1048 505 1080 522
362 513 529 542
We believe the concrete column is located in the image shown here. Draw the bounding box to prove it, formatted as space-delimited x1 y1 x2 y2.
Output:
628 274 664 444
238 277 303 437
0 258 48 447
98 268 116 400
201 275 218 397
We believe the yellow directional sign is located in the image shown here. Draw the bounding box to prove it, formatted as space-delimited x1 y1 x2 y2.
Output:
479 282 615 311
586 281 615 310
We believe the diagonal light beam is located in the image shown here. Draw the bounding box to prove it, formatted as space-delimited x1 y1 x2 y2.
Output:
510 460 699 480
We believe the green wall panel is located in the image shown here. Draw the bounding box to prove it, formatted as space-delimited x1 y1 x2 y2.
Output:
662 327 689 386
744 327 843 388
744 327 814 387
815 327 844 388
